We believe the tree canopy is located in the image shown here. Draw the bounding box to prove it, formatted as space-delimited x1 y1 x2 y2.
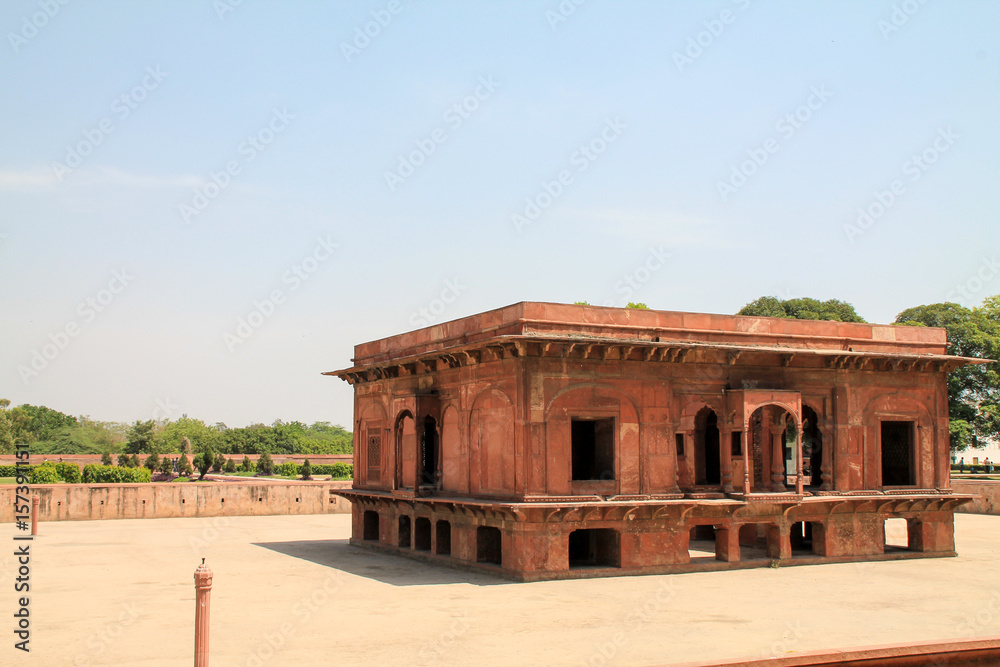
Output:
737 296 867 323
894 298 1000 450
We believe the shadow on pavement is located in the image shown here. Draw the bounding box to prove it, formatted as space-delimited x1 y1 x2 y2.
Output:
253 538 505 587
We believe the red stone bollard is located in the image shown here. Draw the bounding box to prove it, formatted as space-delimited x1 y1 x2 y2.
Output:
31 494 39 536
194 558 213 667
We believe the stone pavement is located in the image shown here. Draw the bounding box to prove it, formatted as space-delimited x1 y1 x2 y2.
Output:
6 513 1000 666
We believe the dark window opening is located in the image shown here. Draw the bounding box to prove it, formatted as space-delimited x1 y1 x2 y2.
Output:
397 515 412 548
363 511 380 541
420 416 438 488
476 526 502 565
675 433 685 457
731 431 742 457
695 410 721 486
881 421 915 486
571 418 615 481
414 517 431 551
436 520 451 555
568 529 621 568
790 521 822 555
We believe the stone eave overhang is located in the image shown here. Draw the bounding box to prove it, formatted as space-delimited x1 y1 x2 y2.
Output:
334 488 973 522
324 333 990 386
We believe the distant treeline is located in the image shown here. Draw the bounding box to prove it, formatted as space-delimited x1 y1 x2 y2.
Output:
0 400 352 456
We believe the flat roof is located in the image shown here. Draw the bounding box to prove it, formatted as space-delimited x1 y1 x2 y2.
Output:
344 301 951 367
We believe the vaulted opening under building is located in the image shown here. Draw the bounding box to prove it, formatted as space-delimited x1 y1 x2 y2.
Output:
881 421 915 486
476 526 502 565
420 416 438 488
884 518 910 550
571 418 615 481
363 511 379 541
397 515 411 548
695 408 721 486
568 529 620 568
790 521 823 555
435 520 451 555
414 517 431 551
688 525 717 562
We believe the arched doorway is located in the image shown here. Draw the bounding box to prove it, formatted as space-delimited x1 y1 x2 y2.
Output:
802 405 823 489
695 407 721 487
420 415 439 489
748 405 798 493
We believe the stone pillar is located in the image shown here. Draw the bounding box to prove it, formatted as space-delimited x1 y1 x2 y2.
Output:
194 559 213 667
720 428 733 493
31 494 39 536
741 431 751 494
795 428 804 495
714 526 740 562
770 421 786 493
819 426 832 491
766 524 791 560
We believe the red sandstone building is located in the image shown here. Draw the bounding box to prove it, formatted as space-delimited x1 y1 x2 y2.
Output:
327 302 984 580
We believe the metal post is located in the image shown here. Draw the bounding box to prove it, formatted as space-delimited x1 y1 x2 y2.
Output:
194 558 213 667
31 494 39 536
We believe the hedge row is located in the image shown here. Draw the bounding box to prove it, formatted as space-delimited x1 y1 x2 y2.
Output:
82 464 152 484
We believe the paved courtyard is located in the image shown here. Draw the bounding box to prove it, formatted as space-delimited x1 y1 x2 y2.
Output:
6 512 1000 666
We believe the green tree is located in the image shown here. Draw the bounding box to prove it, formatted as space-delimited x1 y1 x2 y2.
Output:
117 453 130 467
195 451 212 479
125 420 157 454
300 457 312 480
240 455 253 472
101 451 113 465
626 302 648 309
8 404 77 443
0 399 14 454
128 453 140 468
178 453 193 476
738 296 867 322
895 298 1000 450
144 451 160 472
157 455 173 477
212 452 225 473
257 452 274 476
224 457 236 473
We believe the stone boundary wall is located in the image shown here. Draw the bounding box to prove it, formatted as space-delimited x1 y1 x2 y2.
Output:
0 480 352 522
952 479 1000 515
0 453 351 467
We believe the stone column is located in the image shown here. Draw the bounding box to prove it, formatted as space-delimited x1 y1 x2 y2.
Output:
741 431 750 494
31 494 39 536
818 426 832 491
795 427 804 495
194 559 213 667
720 427 733 493
770 419 786 493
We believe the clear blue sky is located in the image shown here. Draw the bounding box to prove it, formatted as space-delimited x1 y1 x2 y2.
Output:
1 0 998 428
